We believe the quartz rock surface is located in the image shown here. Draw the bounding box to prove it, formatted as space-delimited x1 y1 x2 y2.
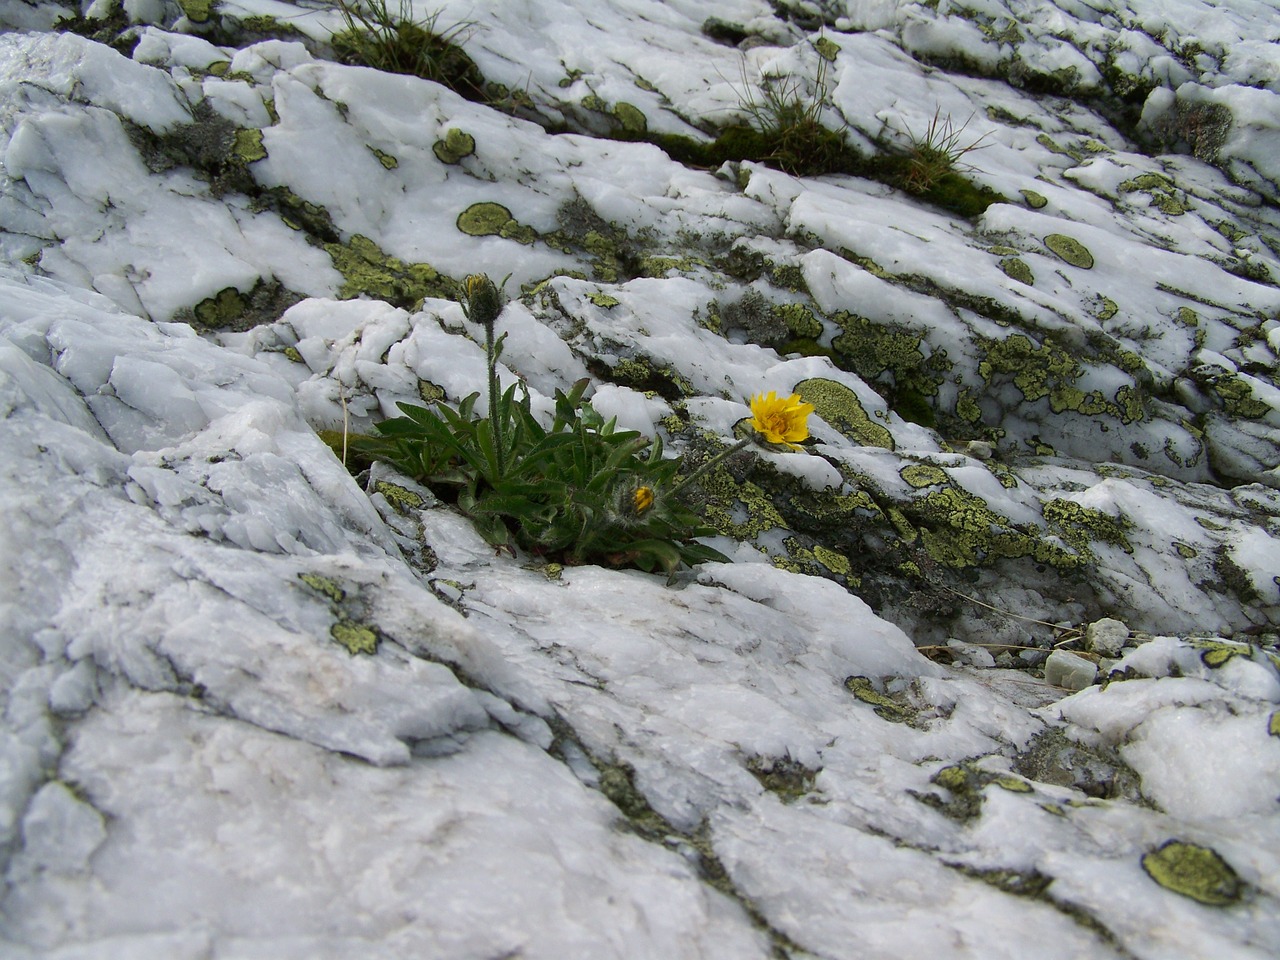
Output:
1 1 1278 957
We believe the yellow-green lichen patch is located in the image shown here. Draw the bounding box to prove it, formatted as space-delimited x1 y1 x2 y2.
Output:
1176 306 1200 327
979 333 1122 419
612 102 647 133
811 544 851 576
1000 257 1035 285
993 776 1033 793
698 465 788 541
814 35 841 60
455 202 537 244
324 234 453 307
1269 711 1280 737
193 287 246 329
844 676 914 723
1119 173 1188 216
432 128 475 164
1020 189 1048 209
746 754 819 802
1175 542 1199 558
373 480 426 512
901 463 949 489
232 128 267 163
1043 234 1094 269
1141 841 1243 906
298 572 346 603
774 302 823 339
368 145 398 169
331 619 379 655
177 0 213 23
1191 639 1252 669
418 380 445 403
283 346 304 363
1205 372 1270 419
1042 498 1133 555
795 377 895 450
1096 297 1119 321
586 291 620 308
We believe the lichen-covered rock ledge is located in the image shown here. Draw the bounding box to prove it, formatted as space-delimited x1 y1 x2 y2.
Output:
1 1 1278 958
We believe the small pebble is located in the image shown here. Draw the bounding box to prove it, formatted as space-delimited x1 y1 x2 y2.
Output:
1045 650 1098 691
1085 617 1130 657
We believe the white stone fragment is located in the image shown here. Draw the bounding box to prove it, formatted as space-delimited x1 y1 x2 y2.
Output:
946 638 997 668
1085 617 1130 656
1044 650 1098 691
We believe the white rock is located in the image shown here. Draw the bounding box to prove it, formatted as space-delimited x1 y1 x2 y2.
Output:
1044 650 1099 691
1085 617 1130 656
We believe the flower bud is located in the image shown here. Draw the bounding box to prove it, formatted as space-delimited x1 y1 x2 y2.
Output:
461 273 502 330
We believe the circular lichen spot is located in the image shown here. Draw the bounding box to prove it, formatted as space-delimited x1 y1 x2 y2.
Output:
901 463 949 488
1044 234 1094 269
456 201 515 237
1000 257 1034 285
432 128 475 164
1141 841 1243 906
1020 189 1048 209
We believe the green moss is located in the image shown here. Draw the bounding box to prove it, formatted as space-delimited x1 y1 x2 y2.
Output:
769 262 809 293
298 572 346 603
1176 306 1200 327
232 128 266 163
1141 841 1243 906
1043 234 1094 269
587 291 620 308
331 619 379 655
1000 257 1035 285
283 346 304 363
1021 189 1048 209
418 380 445 403
432 128 475 164
901 463 949 488
324 233 453 308
1175 542 1199 559
794 377 895 450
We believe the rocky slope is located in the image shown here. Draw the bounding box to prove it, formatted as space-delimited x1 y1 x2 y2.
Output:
1 1 1278 957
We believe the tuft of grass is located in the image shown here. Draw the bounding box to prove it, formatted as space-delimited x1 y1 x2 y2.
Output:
330 0 486 99
729 43 858 177
899 107 991 195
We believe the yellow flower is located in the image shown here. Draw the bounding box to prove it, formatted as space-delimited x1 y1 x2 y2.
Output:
631 485 655 515
749 391 814 449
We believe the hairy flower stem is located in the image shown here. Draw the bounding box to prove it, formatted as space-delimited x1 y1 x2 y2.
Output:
485 322 506 477
670 437 752 499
